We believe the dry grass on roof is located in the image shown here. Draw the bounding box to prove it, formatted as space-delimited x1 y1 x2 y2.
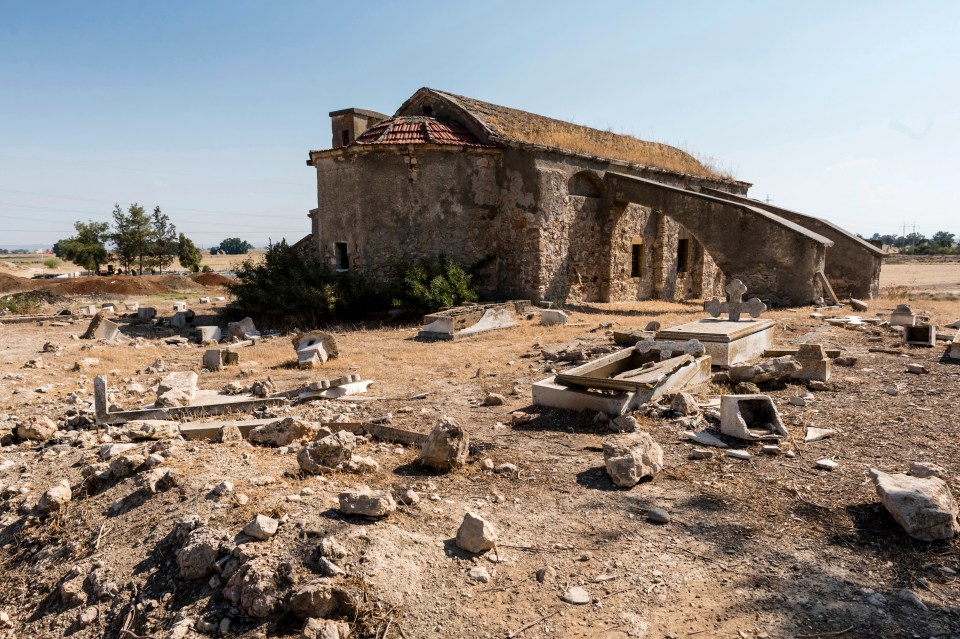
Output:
444 91 731 180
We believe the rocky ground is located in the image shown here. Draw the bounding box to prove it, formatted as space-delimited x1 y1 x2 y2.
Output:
0 278 959 639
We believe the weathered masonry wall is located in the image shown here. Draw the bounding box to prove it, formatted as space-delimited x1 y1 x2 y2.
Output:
606 173 832 306
702 189 883 300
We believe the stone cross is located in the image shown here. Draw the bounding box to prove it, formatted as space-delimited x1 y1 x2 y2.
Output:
704 279 766 322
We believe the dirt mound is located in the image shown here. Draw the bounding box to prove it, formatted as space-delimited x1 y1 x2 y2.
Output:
46 276 173 296
155 274 206 291
0 273 30 294
191 272 235 287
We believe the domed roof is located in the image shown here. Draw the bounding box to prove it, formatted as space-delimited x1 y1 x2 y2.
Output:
354 115 491 147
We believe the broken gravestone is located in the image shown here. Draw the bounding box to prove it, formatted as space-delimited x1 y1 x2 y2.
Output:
227 317 260 340
156 371 198 408
602 432 664 488
81 312 121 340
418 416 469 471
540 309 569 326
720 395 787 440
870 468 959 541
293 331 339 369
790 343 831 382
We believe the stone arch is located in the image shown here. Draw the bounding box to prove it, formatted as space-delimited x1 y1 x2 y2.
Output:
604 173 832 306
568 170 604 198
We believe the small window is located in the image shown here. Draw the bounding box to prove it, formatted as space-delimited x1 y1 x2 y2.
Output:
676 239 689 274
631 243 643 278
334 242 349 270
422 105 433 116
341 130 350 146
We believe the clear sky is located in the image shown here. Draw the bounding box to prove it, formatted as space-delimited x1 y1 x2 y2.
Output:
1 0 957 248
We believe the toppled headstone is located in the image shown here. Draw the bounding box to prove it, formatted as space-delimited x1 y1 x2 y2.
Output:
294 331 339 369
540 309 569 326
849 298 869 312
298 431 356 474
456 512 497 553
249 417 318 447
226 316 259 340
338 485 396 517
197 326 221 343
81 312 121 340
720 395 786 440
418 416 469 471
870 468 959 541
156 371 198 407
203 348 239 371
602 432 664 487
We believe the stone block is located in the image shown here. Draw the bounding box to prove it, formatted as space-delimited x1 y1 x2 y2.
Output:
791 343 831 382
78 304 97 316
228 317 260 340
904 324 936 347
294 331 338 369
197 326 222 343
203 348 238 371
870 468 959 541
949 329 960 361
172 302 188 312
654 318 775 368
540 309 569 326
81 312 121 340
890 304 916 327
137 307 157 321
720 394 787 440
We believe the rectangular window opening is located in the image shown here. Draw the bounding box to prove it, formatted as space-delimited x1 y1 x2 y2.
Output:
630 243 643 278
341 129 350 146
335 242 349 270
676 239 689 274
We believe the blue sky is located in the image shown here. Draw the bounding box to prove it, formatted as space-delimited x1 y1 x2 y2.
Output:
1 0 957 248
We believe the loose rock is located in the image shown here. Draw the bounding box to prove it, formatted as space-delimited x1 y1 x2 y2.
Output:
243 514 279 540
338 485 396 518
456 512 497 554
418 416 469 471
870 468 960 541
602 432 664 487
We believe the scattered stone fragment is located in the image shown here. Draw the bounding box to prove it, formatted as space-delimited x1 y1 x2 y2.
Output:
418 416 469 471
684 430 727 448
602 432 664 487
688 448 714 460
849 298 868 312
302 618 351 639
38 480 72 513
906 363 928 375
468 566 490 583
725 449 751 460
734 382 761 395
393 487 420 506
77 606 98 628
177 527 224 580
456 512 497 554
479 458 494 471
219 424 244 443
899 588 928 610
608 415 638 433
834 356 857 367
139 467 177 494
494 463 517 474
249 417 319 447
222 558 282 618
156 371 198 408
762 445 781 455
483 393 505 406
644 320 661 332
540 309 569 326
816 459 838 471
16 415 57 441
909 461 948 480
298 431 356 474
670 392 699 416
561 586 590 605
804 427 836 442
870 468 960 541
536 566 556 583
243 514 279 540
647 508 670 524
338 485 396 518
126 420 180 440
289 581 343 619
343 455 379 474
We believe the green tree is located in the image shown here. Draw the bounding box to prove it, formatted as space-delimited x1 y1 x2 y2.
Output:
931 231 955 248
112 203 153 274
217 237 253 255
177 233 203 272
149 206 177 273
56 220 110 273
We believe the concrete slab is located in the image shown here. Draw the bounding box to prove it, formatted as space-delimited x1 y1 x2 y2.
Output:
418 301 527 341
655 318 775 367
948 329 960 360
720 394 787 440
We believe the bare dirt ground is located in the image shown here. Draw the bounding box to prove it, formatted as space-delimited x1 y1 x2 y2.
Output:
0 267 959 639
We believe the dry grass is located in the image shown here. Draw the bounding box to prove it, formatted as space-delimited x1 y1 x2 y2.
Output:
441 90 730 180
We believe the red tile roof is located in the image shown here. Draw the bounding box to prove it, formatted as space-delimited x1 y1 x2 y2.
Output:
354 116 492 147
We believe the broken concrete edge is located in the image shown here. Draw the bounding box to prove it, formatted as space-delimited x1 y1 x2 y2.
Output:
0 314 81 325
93 375 287 425
178 419 425 445
417 301 528 341
763 347 841 359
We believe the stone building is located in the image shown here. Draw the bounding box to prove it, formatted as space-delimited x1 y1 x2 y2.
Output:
306 88 881 306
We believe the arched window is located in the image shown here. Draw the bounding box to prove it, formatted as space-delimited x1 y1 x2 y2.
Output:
568 171 602 198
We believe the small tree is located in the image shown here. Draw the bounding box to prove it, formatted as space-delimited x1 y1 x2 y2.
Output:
178 233 203 272
56 220 110 273
112 203 153 274
149 206 177 273
931 231 956 249
217 237 253 255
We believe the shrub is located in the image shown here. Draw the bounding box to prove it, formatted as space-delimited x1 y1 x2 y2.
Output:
201 265 213 273
0 293 43 315
388 254 485 314
221 240 383 330
43 258 61 269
